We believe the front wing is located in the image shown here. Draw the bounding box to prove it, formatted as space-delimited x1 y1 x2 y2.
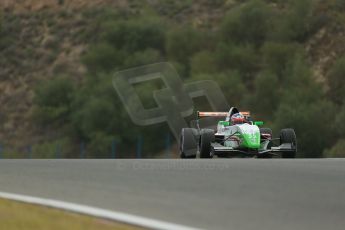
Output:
211 142 296 157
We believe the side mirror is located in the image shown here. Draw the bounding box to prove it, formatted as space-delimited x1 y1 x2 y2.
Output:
219 121 230 126
254 121 264 126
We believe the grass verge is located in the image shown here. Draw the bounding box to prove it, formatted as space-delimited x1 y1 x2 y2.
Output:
0 198 143 230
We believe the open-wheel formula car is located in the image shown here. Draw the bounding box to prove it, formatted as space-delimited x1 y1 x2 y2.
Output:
179 107 297 158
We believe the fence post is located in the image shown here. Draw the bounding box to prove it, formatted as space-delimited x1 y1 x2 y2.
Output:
0 144 2 159
165 133 171 158
111 139 116 159
27 145 32 159
80 142 85 159
136 136 143 159
55 144 61 159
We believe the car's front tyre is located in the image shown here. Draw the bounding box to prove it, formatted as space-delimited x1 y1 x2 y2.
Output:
200 129 215 159
180 128 198 158
280 128 297 158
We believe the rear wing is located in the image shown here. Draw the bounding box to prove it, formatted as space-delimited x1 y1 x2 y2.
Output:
197 111 251 119
240 111 251 118
197 112 228 118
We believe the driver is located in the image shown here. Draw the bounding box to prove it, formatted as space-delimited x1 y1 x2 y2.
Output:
231 113 246 125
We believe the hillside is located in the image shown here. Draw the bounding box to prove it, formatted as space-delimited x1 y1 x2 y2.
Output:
0 0 231 149
0 0 344 157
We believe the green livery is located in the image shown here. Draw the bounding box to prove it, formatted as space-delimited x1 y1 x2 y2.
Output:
241 132 261 149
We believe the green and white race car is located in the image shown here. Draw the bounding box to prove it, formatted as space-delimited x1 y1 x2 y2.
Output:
179 107 297 158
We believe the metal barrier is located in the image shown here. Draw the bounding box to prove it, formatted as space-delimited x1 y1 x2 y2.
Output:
0 133 174 159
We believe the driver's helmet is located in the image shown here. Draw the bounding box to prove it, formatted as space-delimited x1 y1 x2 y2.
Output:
231 113 245 125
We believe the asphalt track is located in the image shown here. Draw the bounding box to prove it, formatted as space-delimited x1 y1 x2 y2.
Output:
0 159 344 230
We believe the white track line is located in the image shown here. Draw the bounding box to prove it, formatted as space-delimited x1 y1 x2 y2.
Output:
0 191 201 230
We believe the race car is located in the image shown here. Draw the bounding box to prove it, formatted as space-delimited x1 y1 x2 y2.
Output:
179 107 297 158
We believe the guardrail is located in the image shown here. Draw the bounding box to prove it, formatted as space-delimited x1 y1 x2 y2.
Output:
0 133 174 159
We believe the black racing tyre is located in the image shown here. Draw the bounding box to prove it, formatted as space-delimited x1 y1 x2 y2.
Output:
180 128 198 158
260 128 273 136
200 129 215 159
280 128 297 158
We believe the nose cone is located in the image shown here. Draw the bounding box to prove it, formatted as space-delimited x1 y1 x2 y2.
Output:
246 133 261 148
239 124 261 148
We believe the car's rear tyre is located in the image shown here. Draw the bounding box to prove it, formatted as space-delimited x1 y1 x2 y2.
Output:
180 128 198 158
280 128 297 158
200 129 215 159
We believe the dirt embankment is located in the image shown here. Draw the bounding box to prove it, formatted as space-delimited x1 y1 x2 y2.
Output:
0 0 128 12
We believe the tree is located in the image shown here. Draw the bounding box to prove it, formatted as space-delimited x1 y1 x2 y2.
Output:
102 19 166 53
190 51 217 75
82 18 166 74
273 56 336 157
250 71 279 119
87 132 115 158
274 100 335 158
193 71 247 107
269 0 319 42
82 43 123 74
327 57 345 105
33 77 75 125
261 42 302 78
166 25 203 77
221 0 272 47
215 42 260 78
323 139 345 158
334 105 345 138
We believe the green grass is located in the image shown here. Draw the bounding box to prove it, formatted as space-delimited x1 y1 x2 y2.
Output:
0 198 143 230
